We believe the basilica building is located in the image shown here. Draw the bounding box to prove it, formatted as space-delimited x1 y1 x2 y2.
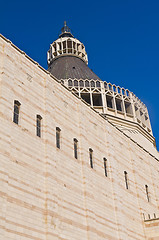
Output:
0 22 159 239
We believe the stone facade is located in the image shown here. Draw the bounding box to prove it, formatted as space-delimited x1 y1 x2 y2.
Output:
0 34 159 240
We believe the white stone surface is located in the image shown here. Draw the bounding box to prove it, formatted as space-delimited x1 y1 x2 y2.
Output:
0 34 159 240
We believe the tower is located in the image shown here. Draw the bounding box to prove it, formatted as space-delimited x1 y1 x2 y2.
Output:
47 22 157 155
0 23 159 240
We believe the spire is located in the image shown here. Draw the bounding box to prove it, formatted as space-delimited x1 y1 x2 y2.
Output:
59 21 74 38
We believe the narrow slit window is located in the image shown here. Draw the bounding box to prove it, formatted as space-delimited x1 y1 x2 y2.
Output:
13 100 21 124
145 185 150 202
56 127 61 149
124 171 128 189
36 115 42 137
89 148 93 168
103 158 107 177
74 138 78 159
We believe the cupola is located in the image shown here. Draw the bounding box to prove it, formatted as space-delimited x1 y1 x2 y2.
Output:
47 21 88 66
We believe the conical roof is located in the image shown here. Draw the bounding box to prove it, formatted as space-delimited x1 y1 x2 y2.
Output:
48 55 101 80
47 22 101 80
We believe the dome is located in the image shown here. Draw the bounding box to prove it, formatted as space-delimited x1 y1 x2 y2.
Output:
48 55 101 80
47 22 101 80
46 22 154 148
47 22 88 66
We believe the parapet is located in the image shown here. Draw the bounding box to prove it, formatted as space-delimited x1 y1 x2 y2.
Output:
63 78 152 134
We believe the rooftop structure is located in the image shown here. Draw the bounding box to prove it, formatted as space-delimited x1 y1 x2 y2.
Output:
0 23 159 240
48 22 156 150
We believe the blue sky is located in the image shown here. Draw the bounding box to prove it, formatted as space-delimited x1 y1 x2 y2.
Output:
1 0 159 149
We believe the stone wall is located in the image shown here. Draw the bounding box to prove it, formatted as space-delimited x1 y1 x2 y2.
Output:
0 35 159 240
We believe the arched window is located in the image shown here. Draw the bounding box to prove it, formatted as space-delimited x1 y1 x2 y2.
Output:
74 138 78 159
79 80 84 88
117 87 120 94
56 127 61 149
91 81 95 88
122 89 125 95
104 82 107 89
113 86 116 92
85 80 89 87
36 115 42 137
13 100 21 124
68 80 73 87
96 81 101 88
74 80 78 87
126 90 129 97
108 84 112 91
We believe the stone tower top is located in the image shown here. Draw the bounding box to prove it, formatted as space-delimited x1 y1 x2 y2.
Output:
46 24 155 149
47 22 88 66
